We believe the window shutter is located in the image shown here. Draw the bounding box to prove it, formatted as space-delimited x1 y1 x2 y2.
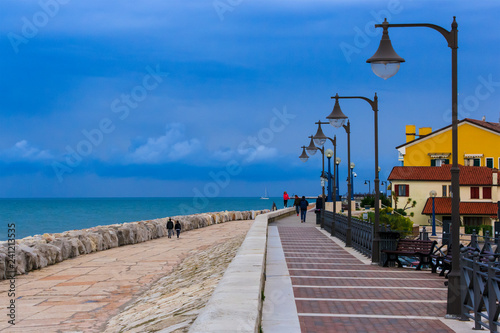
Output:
444 159 449 164
430 159 436 166
405 185 410 196
394 185 399 196
483 187 492 199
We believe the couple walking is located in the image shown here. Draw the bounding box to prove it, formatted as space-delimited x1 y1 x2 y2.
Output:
166 218 181 238
293 195 309 223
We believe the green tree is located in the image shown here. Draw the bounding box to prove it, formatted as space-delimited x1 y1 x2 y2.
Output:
391 191 416 217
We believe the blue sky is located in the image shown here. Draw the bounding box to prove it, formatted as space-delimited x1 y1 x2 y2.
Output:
0 0 499 198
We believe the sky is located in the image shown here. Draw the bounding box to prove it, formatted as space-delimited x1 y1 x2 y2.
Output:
0 0 499 198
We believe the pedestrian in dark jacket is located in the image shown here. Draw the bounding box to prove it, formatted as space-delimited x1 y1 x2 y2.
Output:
315 195 323 214
293 195 300 216
174 221 182 238
299 196 309 223
166 218 174 238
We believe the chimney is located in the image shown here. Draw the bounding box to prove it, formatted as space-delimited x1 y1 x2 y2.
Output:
406 125 416 142
418 127 432 138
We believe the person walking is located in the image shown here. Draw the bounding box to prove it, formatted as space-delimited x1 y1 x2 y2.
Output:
174 220 182 238
283 191 289 208
315 195 323 212
315 195 324 225
299 196 309 223
166 218 174 238
293 195 300 216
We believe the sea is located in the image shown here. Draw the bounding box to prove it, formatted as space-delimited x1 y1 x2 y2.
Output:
0 197 282 241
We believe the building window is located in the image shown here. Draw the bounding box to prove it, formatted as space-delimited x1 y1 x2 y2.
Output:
442 185 447 197
486 158 494 168
483 187 492 199
464 216 482 227
395 184 409 197
470 187 480 199
474 158 481 166
431 159 449 166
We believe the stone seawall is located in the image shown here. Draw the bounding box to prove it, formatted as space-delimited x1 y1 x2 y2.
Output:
0 210 268 280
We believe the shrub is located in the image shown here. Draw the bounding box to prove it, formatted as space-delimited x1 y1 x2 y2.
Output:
367 211 413 237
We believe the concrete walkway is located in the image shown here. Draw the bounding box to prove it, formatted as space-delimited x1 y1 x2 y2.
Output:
263 210 475 333
0 220 253 332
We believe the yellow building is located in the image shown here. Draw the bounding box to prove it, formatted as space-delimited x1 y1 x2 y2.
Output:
397 118 500 168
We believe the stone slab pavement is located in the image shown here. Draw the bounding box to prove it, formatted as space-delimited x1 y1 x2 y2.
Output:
0 219 253 332
263 209 476 333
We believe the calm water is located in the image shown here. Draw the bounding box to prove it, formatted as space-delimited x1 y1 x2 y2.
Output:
0 197 281 241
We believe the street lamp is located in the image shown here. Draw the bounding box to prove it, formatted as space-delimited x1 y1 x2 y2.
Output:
299 146 309 162
327 99 352 247
367 17 460 317
430 190 437 236
329 93 381 263
304 136 326 228
364 180 371 194
313 121 337 204
325 149 334 202
335 157 341 201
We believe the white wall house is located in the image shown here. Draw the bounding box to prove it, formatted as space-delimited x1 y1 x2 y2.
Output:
388 165 500 227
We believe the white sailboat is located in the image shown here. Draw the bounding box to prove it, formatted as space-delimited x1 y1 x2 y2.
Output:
260 188 269 200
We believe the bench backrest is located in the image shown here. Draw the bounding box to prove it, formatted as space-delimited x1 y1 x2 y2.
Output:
397 239 436 254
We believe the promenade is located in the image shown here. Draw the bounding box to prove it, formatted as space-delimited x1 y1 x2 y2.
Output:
263 209 475 333
0 219 253 332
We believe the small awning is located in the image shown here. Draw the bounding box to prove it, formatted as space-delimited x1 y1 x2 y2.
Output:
464 154 484 158
428 153 451 158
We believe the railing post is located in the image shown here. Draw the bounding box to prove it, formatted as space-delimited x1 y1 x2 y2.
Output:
470 230 478 249
472 253 482 330
488 259 497 332
420 226 429 241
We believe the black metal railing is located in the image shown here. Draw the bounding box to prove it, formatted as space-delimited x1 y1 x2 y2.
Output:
324 211 400 260
461 248 500 332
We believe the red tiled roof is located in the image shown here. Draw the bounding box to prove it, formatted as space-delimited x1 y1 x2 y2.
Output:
465 118 500 134
388 165 498 185
422 197 499 216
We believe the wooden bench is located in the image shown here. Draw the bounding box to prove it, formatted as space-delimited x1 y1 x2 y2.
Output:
382 239 437 270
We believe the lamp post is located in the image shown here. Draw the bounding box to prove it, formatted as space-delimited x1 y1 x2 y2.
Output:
313 121 337 221
313 120 338 235
306 136 326 228
325 149 334 202
430 190 437 236
335 157 341 201
329 93 381 262
326 99 352 247
364 180 371 194
367 17 460 317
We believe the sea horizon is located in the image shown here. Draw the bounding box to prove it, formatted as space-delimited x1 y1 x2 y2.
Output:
0 196 288 241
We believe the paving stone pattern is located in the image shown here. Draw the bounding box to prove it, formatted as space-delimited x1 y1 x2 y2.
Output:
0 220 253 332
278 225 457 333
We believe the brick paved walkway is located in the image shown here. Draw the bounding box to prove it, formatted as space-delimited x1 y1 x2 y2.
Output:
265 212 474 333
0 220 253 332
